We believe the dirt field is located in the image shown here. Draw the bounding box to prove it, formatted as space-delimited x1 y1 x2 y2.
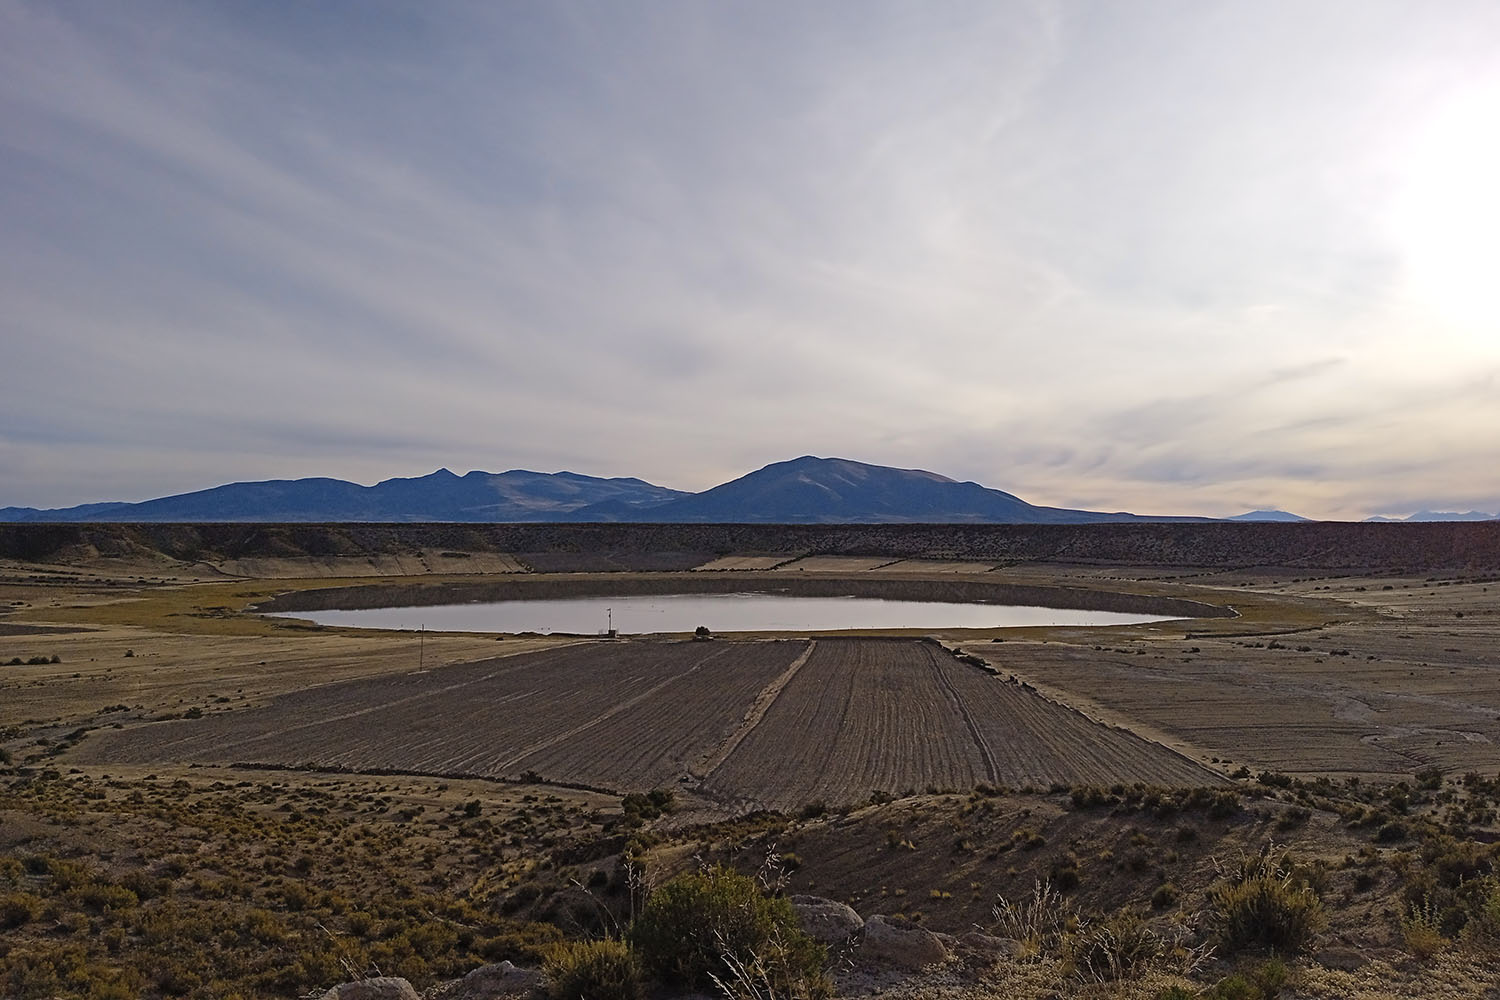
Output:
699 639 1218 810
948 566 1500 781
691 555 794 571
4 534 1499 788
69 637 1217 809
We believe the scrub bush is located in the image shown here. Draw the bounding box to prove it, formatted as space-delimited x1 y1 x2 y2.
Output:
1207 847 1324 953
544 938 644 1000
630 866 826 997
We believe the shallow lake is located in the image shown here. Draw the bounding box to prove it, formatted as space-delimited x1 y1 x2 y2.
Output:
274 592 1179 635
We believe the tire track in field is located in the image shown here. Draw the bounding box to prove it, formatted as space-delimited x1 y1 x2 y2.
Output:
501 644 736 771
924 644 999 785
695 640 816 780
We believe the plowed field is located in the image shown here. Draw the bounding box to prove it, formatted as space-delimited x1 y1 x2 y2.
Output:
699 639 1219 809
76 638 1220 806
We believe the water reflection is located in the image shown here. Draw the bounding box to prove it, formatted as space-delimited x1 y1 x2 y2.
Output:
274 592 1178 634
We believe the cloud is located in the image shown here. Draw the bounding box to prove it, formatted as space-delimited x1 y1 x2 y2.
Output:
2 0 1499 517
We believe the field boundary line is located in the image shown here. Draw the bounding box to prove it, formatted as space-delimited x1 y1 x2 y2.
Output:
694 640 817 780
499 644 737 771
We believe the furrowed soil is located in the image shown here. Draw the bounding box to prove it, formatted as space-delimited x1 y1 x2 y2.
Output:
73 638 1218 807
699 639 1218 811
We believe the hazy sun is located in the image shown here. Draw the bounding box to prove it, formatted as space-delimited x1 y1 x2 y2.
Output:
1388 83 1500 340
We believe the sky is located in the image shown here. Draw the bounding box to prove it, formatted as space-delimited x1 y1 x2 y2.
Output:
4 1 1500 520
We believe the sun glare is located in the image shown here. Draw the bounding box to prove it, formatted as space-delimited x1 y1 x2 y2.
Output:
1388 83 1500 342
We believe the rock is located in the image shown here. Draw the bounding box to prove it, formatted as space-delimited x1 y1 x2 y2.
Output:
423 962 543 1000
790 895 864 944
1313 946 1367 972
859 914 949 970
320 978 421 1000
956 931 1023 962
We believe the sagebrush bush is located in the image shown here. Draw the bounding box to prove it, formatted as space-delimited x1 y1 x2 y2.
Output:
1207 847 1325 954
1460 875 1500 953
544 938 644 1000
629 866 826 997
1064 907 1160 982
992 880 1076 960
0 892 43 930
1401 893 1445 959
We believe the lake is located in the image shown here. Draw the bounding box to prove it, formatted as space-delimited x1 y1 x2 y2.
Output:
273 592 1179 634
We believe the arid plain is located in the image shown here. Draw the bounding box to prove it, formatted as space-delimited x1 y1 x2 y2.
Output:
2 523 1499 998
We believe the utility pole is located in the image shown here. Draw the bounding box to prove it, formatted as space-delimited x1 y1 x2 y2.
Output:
419 623 424 670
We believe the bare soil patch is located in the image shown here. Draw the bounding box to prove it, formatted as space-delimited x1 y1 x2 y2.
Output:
954 570 1500 780
691 555 795 571
699 639 1219 811
774 556 902 573
70 638 1216 808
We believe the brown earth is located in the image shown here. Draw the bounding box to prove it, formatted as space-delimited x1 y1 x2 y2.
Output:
3 523 1500 999
70 638 1218 809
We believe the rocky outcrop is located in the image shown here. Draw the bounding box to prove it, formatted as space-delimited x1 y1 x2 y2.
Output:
859 914 949 969
423 961 544 1000
955 931 1023 962
790 895 864 944
319 978 421 1000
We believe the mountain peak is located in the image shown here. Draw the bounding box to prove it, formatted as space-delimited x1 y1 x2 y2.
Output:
770 455 958 483
581 456 1139 524
1229 510 1310 522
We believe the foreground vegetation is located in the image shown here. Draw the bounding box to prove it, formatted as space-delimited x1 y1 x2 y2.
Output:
1 764 1498 998
3 533 1500 998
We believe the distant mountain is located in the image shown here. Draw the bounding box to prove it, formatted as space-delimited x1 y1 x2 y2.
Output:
578 456 1200 525
1228 510 1311 522
2 456 1409 525
1365 510 1497 523
0 469 688 523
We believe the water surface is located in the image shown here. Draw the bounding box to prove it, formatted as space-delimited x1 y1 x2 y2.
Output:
276 592 1178 634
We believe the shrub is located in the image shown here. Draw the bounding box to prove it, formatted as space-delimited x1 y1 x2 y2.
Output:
1150 882 1180 910
621 789 676 822
1065 907 1160 982
630 866 826 997
992 880 1076 960
1202 974 1257 1000
1049 852 1081 892
1401 893 1445 959
1460 876 1500 953
0 891 43 929
1251 956 1289 996
545 938 645 1000
1206 847 1325 954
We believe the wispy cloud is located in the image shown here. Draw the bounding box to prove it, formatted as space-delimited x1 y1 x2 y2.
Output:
2 0 1499 517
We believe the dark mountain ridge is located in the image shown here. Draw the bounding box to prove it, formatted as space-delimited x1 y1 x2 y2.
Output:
599 456 1196 524
0 455 1243 525
0 469 687 524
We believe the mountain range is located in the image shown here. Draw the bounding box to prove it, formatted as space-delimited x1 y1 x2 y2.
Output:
2 455 1492 525
1364 510 1499 523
